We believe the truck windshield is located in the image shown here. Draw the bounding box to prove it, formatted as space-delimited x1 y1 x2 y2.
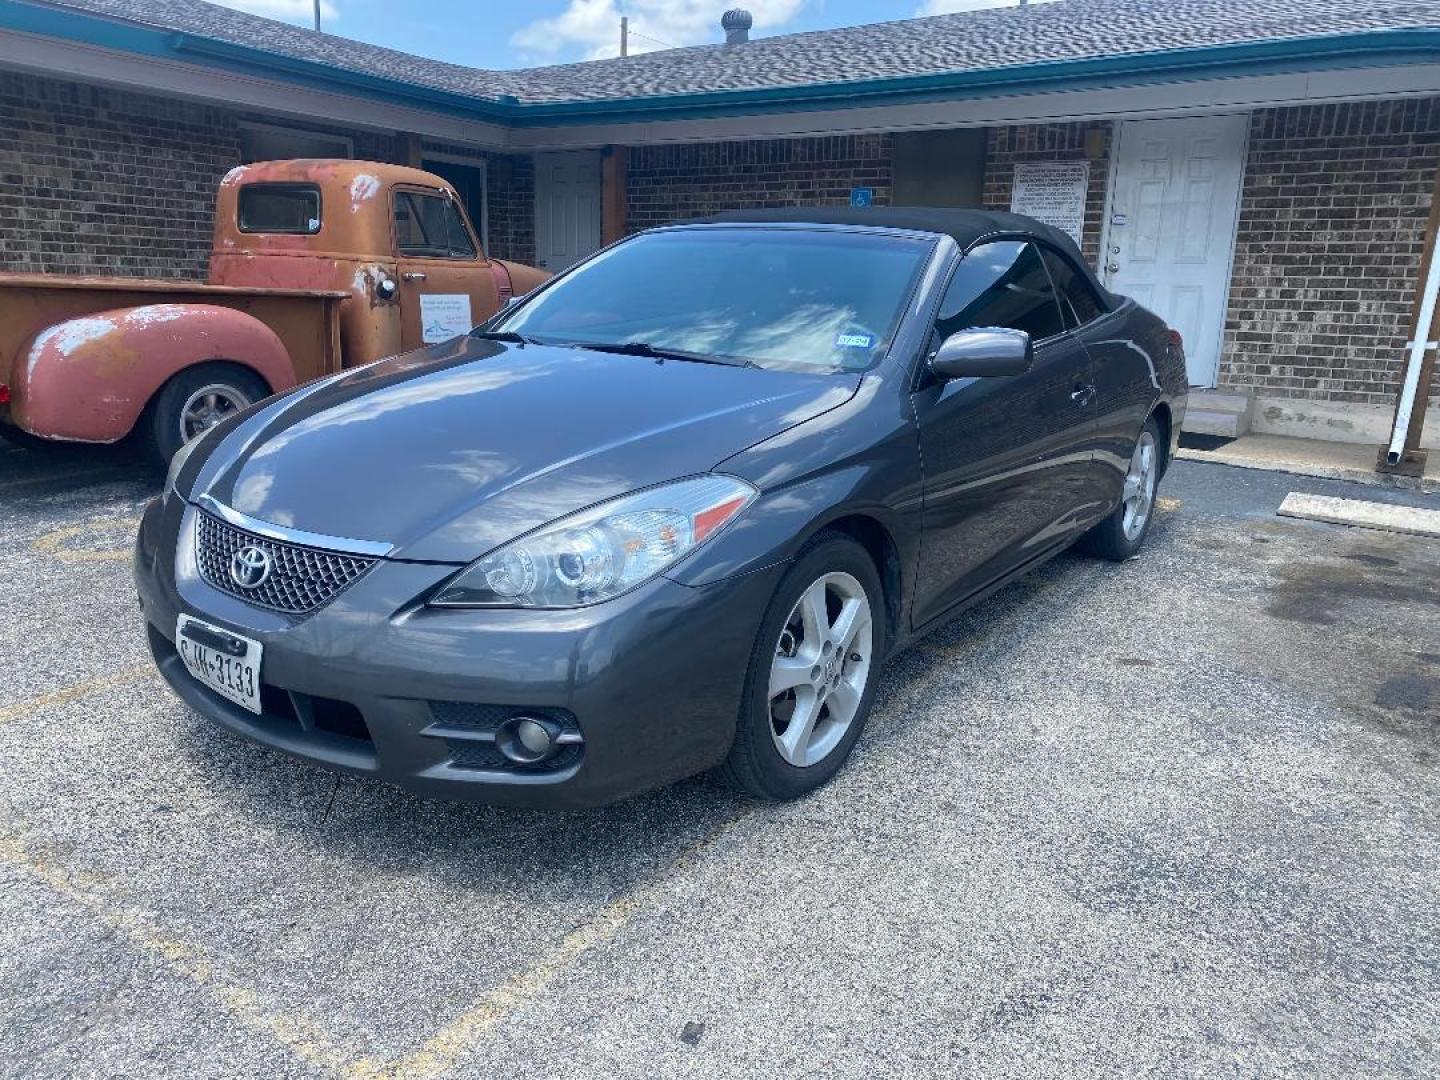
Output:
495 227 934 372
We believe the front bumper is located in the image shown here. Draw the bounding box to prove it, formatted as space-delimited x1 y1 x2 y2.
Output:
134 496 781 807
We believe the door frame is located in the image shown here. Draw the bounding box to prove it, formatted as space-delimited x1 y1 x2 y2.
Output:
1097 112 1251 388
533 149 603 274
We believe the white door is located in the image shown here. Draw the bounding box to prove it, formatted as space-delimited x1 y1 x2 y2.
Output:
1104 114 1248 387
533 150 602 273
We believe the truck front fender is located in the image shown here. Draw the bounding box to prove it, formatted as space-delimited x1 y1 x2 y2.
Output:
13 304 297 443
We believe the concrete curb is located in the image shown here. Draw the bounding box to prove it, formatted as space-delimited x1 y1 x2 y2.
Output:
1174 447 1440 495
1277 492 1440 537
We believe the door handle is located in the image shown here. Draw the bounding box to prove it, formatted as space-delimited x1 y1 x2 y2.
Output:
402 271 428 282
1071 383 1096 407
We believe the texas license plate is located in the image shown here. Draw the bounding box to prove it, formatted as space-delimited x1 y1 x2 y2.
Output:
175 614 263 715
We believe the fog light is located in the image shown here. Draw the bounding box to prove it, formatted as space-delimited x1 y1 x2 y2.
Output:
497 714 560 764
516 718 551 755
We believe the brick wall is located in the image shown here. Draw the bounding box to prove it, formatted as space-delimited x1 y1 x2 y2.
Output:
0 73 242 279
626 135 893 231
1220 99 1440 405
982 121 1112 267
485 153 535 266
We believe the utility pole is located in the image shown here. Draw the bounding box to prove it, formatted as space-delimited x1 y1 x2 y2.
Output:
313 0 321 32
620 16 628 57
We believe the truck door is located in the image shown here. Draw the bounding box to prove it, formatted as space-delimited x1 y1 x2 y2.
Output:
392 185 500 350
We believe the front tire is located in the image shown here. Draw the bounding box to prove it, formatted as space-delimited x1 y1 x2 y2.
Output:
145 363 269 466
719 533 886 800
1079 417 1162 562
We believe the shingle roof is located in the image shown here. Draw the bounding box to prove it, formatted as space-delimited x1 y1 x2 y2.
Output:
508 0 1440 104
29 0 1440 107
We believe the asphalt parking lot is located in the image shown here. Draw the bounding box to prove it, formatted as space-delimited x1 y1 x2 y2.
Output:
1 439 1437 1079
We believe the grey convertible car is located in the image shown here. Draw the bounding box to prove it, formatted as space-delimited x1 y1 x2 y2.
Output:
135 208 1187 807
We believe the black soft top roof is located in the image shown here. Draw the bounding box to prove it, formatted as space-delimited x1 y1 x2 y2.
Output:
695 205 1120 307
698 206 1077 254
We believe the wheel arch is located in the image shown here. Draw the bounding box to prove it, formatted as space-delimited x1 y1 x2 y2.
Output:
1149 400 1174 476
811 512 905 655
12 304 295 443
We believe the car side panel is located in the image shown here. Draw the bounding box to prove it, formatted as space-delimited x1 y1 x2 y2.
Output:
667 373 925 630
907 332 1098 629
1080 302 1188 501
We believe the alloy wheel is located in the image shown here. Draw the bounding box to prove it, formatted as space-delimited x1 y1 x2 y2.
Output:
180 384 252 443
768 571 873 768
1121 430 1158 541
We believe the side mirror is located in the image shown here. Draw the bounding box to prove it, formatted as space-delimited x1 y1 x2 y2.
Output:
928 327 1033 380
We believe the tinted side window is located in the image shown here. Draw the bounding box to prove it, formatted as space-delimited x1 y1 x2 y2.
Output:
1040 246 1107 327
935 241 1066 342
395 191 476 258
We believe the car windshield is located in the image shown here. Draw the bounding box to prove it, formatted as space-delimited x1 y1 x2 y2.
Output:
494 227 934 372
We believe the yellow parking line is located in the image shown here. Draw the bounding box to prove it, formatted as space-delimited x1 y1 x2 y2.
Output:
347 811 753 1080
30 515 142 563
0 665 154 724
0 468 123 491
0 827 350 1074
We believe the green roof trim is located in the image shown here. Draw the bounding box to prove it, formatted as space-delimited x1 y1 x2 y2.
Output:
5 0 1440 130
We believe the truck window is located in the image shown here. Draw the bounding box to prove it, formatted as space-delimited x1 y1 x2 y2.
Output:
394 191 476 259
238 184 321 234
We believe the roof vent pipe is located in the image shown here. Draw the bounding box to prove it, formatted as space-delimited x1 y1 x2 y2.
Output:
721 9 753 45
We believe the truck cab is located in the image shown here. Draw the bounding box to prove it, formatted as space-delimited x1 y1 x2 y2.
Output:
209 160 547 365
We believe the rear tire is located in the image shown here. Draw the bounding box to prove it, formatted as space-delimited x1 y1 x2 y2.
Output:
145 363 269 466
719 532 886 800
1078 417 1163 562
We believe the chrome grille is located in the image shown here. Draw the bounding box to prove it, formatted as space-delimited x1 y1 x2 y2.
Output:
195 511 377 615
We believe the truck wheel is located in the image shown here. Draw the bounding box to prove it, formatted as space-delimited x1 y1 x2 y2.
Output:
146 363 270 465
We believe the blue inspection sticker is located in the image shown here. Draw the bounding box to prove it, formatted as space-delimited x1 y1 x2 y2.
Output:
836 333 873 348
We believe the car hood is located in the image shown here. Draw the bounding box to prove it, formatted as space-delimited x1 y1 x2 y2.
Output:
191 337 857 563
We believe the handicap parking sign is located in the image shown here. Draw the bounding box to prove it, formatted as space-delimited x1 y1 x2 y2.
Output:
849 187 873 208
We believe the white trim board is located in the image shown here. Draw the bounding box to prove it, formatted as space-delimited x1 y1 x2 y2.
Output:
506 65 1440 150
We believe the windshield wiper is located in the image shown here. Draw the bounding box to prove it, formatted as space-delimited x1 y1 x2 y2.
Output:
564 340 754 367
471 329 541 345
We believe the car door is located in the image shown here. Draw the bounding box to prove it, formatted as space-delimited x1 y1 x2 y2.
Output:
392 186 500 350
909 239 1098 630
1040 242 1153 515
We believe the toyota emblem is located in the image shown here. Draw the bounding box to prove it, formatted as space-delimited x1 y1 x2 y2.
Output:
229 545 273 589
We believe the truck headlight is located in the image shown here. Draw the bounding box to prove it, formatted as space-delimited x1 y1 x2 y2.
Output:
430 475 757 608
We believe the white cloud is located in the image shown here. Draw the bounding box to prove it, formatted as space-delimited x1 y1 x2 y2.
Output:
916 0 1059 12
512 0 807 63
210 0 338 25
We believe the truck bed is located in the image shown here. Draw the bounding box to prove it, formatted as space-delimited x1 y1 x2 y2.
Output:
0 272 347 299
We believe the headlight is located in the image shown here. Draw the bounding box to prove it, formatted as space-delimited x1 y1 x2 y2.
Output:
431 475 757 608
165 434 202 501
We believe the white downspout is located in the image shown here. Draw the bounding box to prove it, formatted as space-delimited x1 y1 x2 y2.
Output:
1386 246 1440 465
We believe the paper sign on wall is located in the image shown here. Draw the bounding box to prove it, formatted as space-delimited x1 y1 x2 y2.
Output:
419 294 474 343
1009 162 1090 246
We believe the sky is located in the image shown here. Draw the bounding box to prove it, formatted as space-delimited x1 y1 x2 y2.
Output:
209 0 1058 70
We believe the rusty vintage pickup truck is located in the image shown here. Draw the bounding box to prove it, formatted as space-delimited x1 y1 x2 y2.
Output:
0 160 547 461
